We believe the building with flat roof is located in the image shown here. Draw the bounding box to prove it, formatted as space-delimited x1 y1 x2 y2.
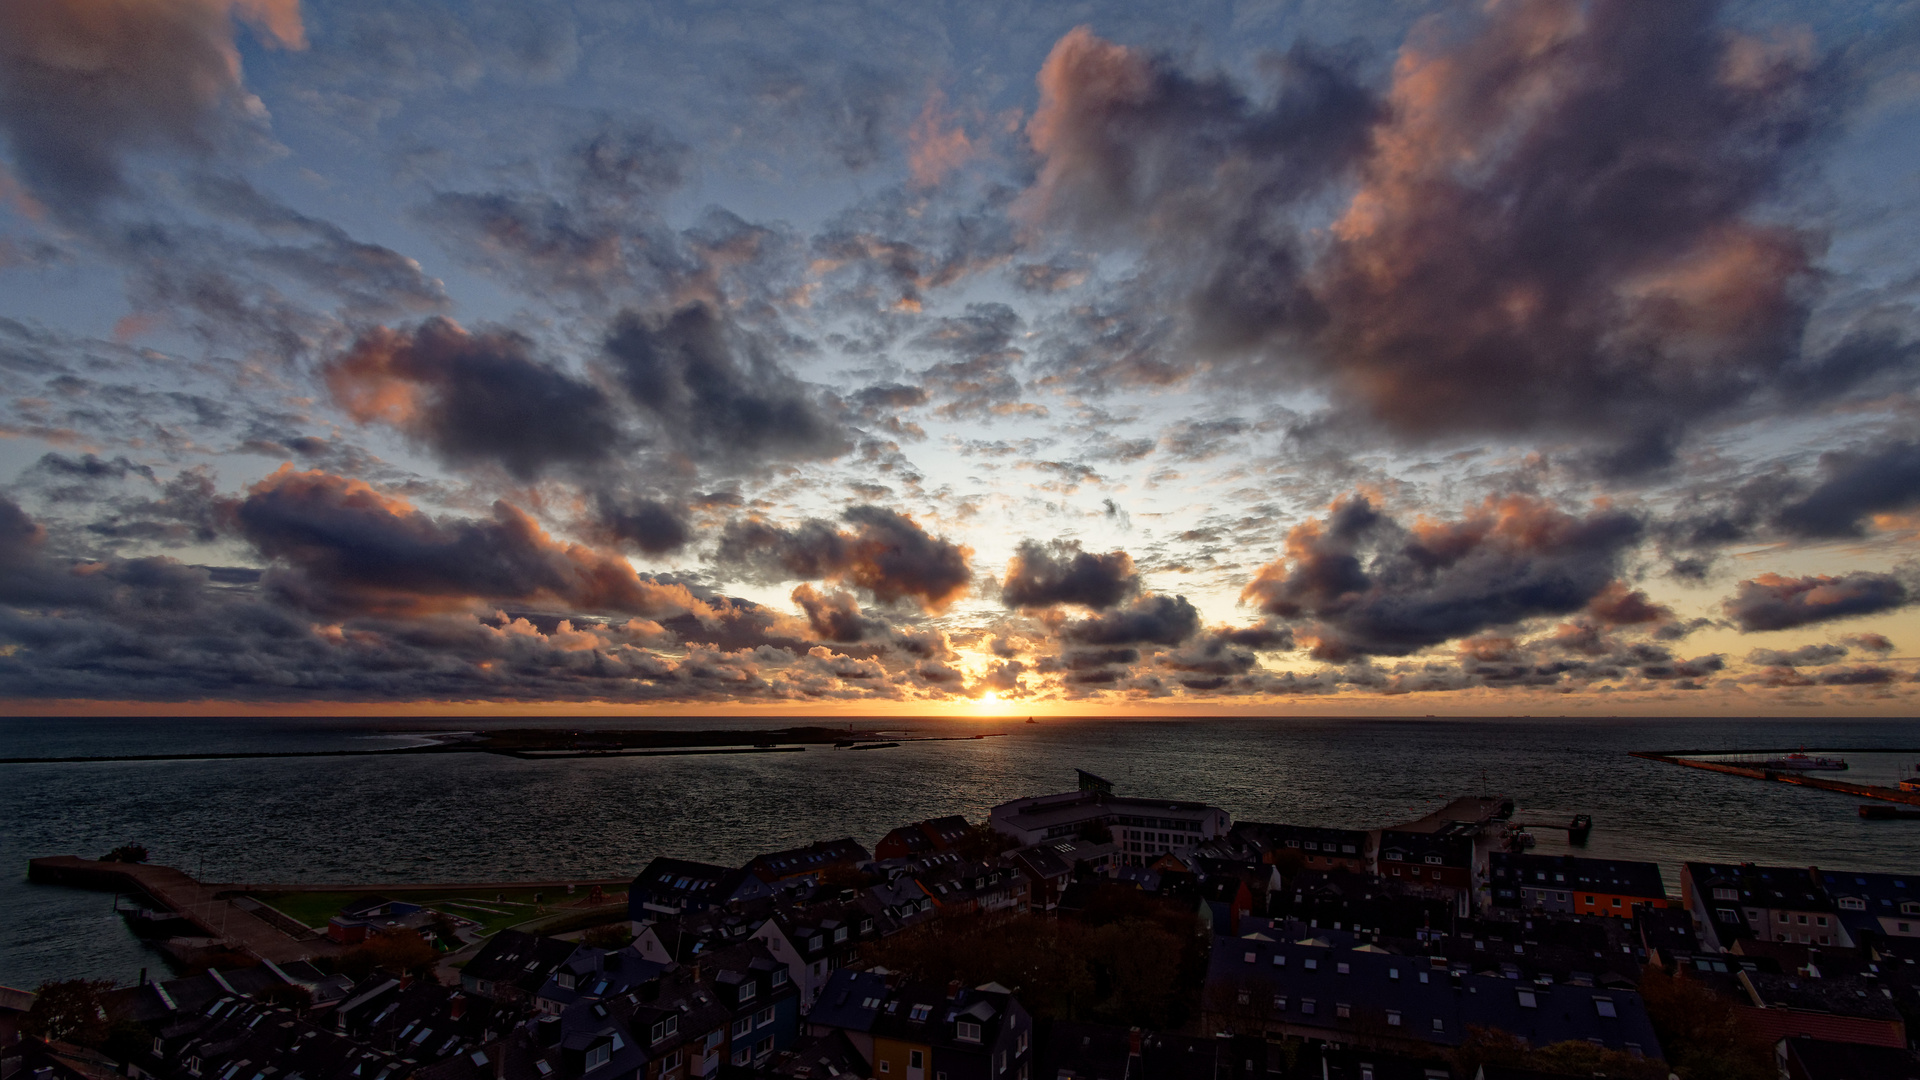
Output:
988 786 1230 868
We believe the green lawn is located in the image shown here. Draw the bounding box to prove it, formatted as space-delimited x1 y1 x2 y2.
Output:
257 887 627 938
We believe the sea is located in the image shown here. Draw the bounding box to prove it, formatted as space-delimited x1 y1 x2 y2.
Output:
4 714 1918 991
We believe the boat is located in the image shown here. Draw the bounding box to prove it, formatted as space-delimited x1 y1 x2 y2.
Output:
1026 717 1037 724
1761 752 1848 771
848 741 900 751
1899 764 1920 793
1859 804 1920 820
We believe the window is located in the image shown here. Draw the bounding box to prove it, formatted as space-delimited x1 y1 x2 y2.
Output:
651 1016 679 1043
1388 968 1399 981
954 1023 982 1045
734 1048 753 1067
732 1017 752 1039
910 1051 924 1071
739 982 755 1003
1243 951 1256 963
1273 996 1287 1010
834 927 848 943
1594 998 1618 1018
1235 990 1250 1006
1335 1004 1351 1019
878 1064 889 1074
662 1052 681 1072
1713 887 1739 901
586 1044 611 1072
1517 990 1537 1009
1336 963 1350 974
1839 898 1866 911
1300 999 1315 1015
1271 955 1285 967
1431 1019 1444 1033
909 1004 932 1022
1303 958 1318 970
771 970 787 987
1385 1011 1401 1027
1715 908 1740 923
756 1007 774 1028
1815 916 1828 927
1611 898 1622 908
861 919 874 933
1425 856 1442 865
810 936 824 951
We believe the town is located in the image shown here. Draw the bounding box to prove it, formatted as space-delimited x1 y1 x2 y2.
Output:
5 772 1917 1080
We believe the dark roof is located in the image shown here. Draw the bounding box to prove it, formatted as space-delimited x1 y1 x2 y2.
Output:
1491 854 1666 899
806 970 890 1032
1206 934 1662 1055
1686 863 1834 912
745 839 872 881
1042 1022 1219 1080
462 930 578 993
1741 972 1904 1021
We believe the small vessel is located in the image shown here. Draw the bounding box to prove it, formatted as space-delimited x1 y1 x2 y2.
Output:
1025 717 1037 724
849 741 900 751
1762 752 1848 771
1860 804 1920 820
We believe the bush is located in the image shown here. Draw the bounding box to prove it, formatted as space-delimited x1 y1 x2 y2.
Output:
583 923 635 949
1449 1026 1668 1080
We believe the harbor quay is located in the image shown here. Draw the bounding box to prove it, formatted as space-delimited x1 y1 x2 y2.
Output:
6 770 1919 1080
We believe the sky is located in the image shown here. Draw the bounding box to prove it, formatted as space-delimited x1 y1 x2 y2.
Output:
1 0 1919 716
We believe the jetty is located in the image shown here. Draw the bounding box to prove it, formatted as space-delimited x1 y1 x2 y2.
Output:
1630 749 1920 806
28 856 343 964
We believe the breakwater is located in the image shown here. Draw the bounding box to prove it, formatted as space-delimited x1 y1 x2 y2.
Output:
1630 750 1920 806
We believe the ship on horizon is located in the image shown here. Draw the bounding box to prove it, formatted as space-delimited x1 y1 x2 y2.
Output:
1760 751 1848 771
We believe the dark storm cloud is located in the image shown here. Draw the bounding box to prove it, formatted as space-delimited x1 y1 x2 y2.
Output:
1722 571 1912 632
1022 4 1877 460
1059 593 1200 646
1775 439 1920 538
326 318 622 480
592 493 691 556
716 505 971 612
0 0 304 220
233 466 698 617
1241 494 1643 660
1000 539 1139 611
604 303 850 465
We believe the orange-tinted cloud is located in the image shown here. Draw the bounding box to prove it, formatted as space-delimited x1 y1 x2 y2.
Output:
0 0 306 217
235 465 700 618
907 90 976 188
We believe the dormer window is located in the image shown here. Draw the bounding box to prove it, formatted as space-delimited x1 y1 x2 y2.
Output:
586 1043 611 1072
652 1016 679 1043
809 936 824 951
738 983 756 1003
558 974 575 990
834 927 848 943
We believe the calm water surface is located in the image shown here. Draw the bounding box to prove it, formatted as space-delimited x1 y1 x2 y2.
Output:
4 715 1918 990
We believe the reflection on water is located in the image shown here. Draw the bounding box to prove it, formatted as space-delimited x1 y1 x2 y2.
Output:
4 714 1918 989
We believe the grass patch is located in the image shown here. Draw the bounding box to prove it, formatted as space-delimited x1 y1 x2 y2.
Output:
255 887 627 938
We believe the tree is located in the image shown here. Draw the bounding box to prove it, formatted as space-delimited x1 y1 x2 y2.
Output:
1637 968 1775 1080
23 979 116 1046
361 929 437 977
953 824 1018 862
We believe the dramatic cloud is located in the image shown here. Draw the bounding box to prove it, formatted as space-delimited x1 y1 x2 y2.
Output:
1775 439 1920 538
717 505 971 612
0 0 305 218
604 303 850 465
234 466 696 617
1241 494 1644 660
1060 593 1200 646
591 494 691 556
325 319 622 480
1022 4 1866 465
1722 571 1912 632
1001 539 1139 611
